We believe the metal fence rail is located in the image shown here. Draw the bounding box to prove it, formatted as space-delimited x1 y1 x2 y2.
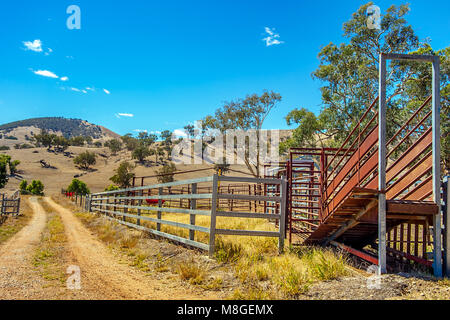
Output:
87 175 287 256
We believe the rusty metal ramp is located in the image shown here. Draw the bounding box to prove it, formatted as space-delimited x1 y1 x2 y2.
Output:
304 187 438 249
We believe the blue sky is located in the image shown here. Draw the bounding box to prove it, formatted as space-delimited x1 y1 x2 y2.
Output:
0 0 449 136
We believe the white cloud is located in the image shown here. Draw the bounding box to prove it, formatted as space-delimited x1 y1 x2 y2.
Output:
115 113 134 118
173 129 188 138
133 129 148 133
262 27 284 46
85 87 95 91
82 90 87 94
70 87 81 92
23 39 43 52
33 69 58 78
103 88 111 94
60 76 69 81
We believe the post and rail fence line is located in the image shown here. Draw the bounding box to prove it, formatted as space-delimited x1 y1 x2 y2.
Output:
61 189 90 211
85 175 287 256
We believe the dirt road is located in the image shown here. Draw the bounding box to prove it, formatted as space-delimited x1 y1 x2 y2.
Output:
0 197 47 299
44 197 212 299
0 197 215 300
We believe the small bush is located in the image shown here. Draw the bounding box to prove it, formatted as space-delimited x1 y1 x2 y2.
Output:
104 184 120 191
0 146 10 151
26 180 45 195
19 180 28 191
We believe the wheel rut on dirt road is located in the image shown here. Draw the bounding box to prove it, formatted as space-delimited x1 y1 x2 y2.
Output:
0 197 47 299
44 197 213 300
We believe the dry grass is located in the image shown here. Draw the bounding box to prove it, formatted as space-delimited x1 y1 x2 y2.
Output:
32 198 68 285
0 195 33 245
119 208 350 299
177 259 206 285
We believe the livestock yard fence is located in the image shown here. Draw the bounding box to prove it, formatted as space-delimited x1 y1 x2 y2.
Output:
84 175 287 256
0 191 20 216
61 190 90 211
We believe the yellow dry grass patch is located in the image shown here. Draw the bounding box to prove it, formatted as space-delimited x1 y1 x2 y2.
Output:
134 209 349 298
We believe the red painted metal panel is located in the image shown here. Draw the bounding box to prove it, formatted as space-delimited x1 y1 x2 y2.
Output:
324 125 379 200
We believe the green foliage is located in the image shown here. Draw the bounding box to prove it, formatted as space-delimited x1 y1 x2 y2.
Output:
19 180 27 191
33 130 55 149
14 143 34 149
184 124 195 139
73 151 97 171
26 180 44 195
0 154 20 177
132 145 151 163
121 134 139 151
93 141 102 148
67 179 90 194
53 135 69 151
283 3 449 173
0 158 7 188
150 146 165 164
204 90 282 177
0 146 10 151
156 162 177 184
137 132 157 147
69 136 85 147
105 139 122 155
280 108 323 153
104 184 120 191
110 161 135 188
9 160 20 175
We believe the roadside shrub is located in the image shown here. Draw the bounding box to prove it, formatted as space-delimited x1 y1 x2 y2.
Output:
0 146 10 151
19 180 28 191
26 180 45 195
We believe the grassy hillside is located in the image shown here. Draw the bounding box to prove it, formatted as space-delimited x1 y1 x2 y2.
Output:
0 117 118 139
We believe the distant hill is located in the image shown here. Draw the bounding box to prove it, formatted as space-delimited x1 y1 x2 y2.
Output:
0 117 120 140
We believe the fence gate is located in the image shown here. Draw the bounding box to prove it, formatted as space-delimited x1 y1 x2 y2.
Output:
1 191 20 216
